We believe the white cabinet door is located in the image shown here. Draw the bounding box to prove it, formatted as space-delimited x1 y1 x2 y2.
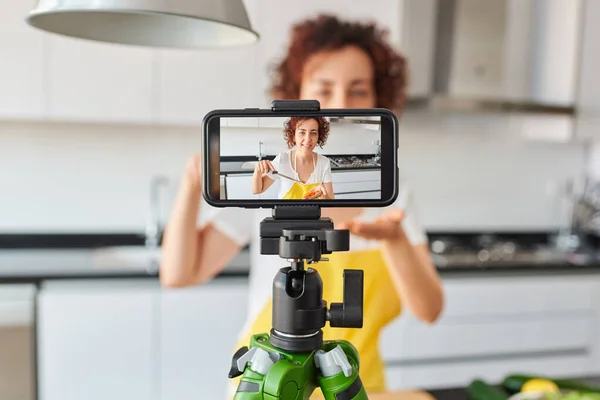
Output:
225 174 259 200
37 281 156 400
0 1 45 119
159 279 249 400
157 47 256 126
380 274 600 390
47 36 154 124
250 0 403 104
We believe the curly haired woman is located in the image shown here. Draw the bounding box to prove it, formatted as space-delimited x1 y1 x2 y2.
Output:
252 116 334 200
160 14 444 396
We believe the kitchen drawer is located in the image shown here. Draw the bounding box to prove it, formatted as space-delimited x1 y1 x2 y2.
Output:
385 353 590 390
380 312 593 362
333 181 380 194
438 275 599 318
331 170 380 183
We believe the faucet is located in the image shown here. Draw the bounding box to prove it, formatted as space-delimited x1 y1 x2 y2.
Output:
258 141 265 160
145 175 169 249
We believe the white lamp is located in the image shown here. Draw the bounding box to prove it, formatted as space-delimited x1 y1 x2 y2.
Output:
25 0 259 49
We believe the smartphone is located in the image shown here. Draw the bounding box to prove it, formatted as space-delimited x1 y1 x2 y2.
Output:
202 106 399 208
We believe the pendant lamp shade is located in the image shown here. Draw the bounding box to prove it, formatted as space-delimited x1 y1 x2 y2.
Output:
25 0 259 49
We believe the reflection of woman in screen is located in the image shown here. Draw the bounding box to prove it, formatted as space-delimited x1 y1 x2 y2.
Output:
251 116 334 200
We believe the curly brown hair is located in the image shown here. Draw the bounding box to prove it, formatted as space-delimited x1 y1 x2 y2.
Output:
283 116 330 149
269 14 408 113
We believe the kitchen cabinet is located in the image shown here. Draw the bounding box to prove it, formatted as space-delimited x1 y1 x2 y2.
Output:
37 280 156 400
331 170 381 198
226 173 281 200
332 170 380 183
159 278 248 400
46 36 154 124
157 48 256 126
224 174 259 200
591 285 600 373
0 0 435 126
0 1 46 120
380 273 600 390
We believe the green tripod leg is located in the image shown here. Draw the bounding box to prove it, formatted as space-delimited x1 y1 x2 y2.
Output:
229 333 317 399
229 334 368 399
316 340 368 400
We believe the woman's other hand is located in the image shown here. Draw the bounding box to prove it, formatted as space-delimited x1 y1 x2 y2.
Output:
255 160 276 176
303 184 328 200
337 209 406 241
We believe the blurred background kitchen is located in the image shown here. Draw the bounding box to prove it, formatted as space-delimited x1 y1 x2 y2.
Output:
1 0 600 399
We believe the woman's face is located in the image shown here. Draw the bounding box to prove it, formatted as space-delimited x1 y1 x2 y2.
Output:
294 118 319 154
299 45 376 109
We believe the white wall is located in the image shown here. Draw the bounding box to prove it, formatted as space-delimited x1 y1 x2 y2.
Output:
399 112 586 231
0 111 587 233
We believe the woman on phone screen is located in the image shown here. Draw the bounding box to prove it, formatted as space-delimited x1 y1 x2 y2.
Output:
252 116 335 200
160 14 444 395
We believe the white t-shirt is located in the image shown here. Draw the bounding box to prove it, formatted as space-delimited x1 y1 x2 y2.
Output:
266 150 333 198
198 179 428 342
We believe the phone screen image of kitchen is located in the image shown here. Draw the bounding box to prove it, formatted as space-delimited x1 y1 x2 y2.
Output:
219 116 382 200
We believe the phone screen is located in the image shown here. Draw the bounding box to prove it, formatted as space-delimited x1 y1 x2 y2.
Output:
203 109 398 208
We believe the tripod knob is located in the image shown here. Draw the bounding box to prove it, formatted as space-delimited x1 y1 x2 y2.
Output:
328 269 363 328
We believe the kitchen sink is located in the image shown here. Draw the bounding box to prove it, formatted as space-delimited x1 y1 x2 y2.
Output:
90 246 161 271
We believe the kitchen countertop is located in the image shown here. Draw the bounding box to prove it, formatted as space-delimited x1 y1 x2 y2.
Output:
219 156 381 176
0 248 249 284
1 247 600 284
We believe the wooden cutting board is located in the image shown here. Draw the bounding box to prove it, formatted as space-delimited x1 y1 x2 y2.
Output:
311 389 436 400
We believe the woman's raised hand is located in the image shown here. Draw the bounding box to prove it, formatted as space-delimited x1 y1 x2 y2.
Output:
255 159 276 176
184 153 202 189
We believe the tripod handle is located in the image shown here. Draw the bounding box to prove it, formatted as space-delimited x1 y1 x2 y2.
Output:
329 269 363 328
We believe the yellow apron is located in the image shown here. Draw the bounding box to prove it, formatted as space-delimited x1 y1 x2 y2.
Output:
232 248 402 396
282 181 321 200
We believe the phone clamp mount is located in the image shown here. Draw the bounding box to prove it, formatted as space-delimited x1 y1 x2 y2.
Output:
227 204 369 400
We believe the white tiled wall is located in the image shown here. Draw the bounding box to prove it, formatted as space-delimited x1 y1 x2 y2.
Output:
0 111 588 233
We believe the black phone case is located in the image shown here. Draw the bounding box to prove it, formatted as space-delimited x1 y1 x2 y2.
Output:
201 102 399 209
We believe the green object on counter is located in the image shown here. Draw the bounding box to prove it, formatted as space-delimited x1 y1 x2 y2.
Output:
545 392 600 400
502 375 600 395
467 379 509 400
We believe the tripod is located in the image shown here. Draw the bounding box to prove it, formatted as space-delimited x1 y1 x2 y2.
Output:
228 205 369 399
